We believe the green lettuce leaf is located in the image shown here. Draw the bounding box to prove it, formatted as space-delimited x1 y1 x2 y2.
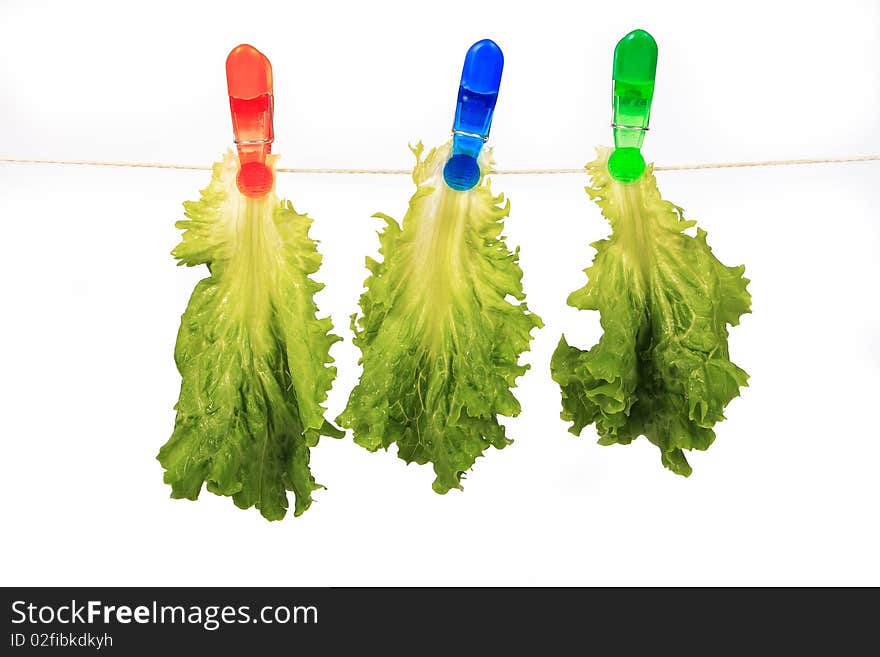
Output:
551 147 750 475
338 142 543 493
158 152 342 521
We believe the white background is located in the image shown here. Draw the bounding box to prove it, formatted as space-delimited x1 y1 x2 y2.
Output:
1 0 878 586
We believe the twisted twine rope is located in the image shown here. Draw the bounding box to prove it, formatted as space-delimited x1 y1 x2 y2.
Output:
1 155 878 174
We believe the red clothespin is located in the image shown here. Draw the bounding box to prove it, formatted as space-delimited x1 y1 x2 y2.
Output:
226 44 274 198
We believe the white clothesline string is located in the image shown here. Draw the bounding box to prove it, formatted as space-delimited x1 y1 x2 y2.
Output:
1 155 878 175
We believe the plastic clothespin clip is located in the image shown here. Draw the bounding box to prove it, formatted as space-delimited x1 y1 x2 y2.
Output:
442 39 504 191
226 44 275 198
608 29 658 183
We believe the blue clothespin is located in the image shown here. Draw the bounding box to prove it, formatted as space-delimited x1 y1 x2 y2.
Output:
442 39 504 191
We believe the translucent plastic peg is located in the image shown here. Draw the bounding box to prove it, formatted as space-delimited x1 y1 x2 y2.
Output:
226 44 274 198
608 29 657 183
443 39 504 191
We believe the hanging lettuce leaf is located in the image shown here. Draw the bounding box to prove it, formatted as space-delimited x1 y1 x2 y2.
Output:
551 147 750 475
338 142 542 493
158 152 342 521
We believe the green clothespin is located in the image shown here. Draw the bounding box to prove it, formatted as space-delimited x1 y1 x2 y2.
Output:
608 29 658 183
